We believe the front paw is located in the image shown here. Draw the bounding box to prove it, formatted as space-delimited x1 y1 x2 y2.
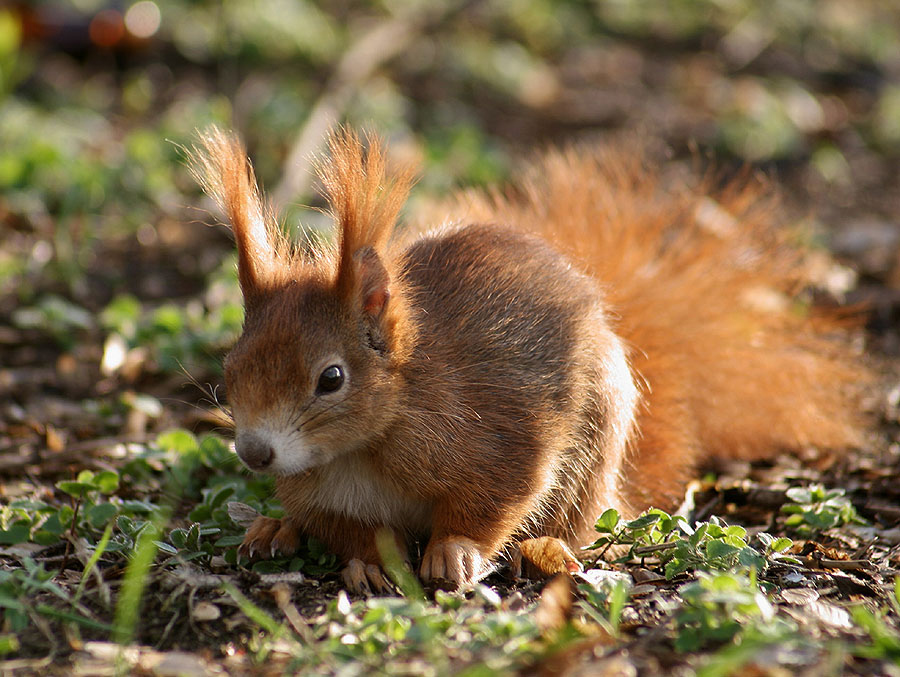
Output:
420 536 489 587
238 515 300 559
342 559 393 595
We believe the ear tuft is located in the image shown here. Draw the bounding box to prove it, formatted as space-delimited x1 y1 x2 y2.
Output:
189 126 285 303
317 128 414 301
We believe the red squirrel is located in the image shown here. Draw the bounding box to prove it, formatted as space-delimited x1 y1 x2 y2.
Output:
190 127 865 592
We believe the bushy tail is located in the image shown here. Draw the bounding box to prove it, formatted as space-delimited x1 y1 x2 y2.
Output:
438 141 867 510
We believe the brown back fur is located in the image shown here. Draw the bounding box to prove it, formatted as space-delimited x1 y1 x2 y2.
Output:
437 142 866 509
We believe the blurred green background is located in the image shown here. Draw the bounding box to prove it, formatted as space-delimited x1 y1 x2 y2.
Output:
1 0 899 446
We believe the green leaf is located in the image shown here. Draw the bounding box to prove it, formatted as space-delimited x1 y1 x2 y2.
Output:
87 503 118 529
809 485 829 501
0 522 30 545
94 471 120 494
665 558 693 580
8 499 50 511
120 500 157 514
207 483 236 509
156 541 178 555
38 511 67 536
188 504 212 522
116 515 149 540
185 523 201 550
657 516 681 535
169 528 188 549
56 481 96 498
596 508 620 533
32 530 61 546
214 535 245 548
785 487 812 503
156 429 199 455
803 510 838 529
690 524 709 547
626 513 662 530
705 539 740 561
724 535 747 549
724 525 747 539
770 537 793 553
152 305 184 335
251 560 288 574
737 547 765 571
36 603 114 632
705 523 726 539
199 435 231 463
607 581 628 635
76 469 95 483
0 593 24 613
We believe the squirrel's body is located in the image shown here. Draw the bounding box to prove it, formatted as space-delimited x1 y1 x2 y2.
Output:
191 129 864 590
274 223 637 565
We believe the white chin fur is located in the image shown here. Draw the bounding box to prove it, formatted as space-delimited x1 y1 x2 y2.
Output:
247 425 322 476
268 450 319 476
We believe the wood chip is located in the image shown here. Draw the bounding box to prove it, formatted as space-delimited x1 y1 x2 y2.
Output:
780 587 819 605
45 425 65 452
577 568 633 591
259 571 307 586
192 601 221 622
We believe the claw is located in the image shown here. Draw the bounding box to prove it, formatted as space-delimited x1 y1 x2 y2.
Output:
420 536 486 588
342 559 393 595
238 515 294 561
366 564 390 593
515 537 582 579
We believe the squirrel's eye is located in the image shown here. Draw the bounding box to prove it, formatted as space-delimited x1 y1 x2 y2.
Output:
317 365 344 393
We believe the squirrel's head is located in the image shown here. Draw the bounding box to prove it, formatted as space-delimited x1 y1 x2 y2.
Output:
190 127 414 475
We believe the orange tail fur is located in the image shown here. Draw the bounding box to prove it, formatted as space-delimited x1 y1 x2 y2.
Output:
437 142 866 511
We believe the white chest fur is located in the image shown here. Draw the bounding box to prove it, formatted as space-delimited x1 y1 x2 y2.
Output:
305 455 432 531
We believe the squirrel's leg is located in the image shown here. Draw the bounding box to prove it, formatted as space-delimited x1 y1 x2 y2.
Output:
303 512 407 595
238 515 301 559
339 524 409 595
421 500 527 586
342 559 391 594
511 537 582 579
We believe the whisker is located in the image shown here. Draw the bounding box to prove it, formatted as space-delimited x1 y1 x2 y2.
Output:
298 380 383 431
287 398 317 428
176 361 234 421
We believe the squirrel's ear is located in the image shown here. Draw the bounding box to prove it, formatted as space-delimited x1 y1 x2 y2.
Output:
190 127 276 304
351 246 390 319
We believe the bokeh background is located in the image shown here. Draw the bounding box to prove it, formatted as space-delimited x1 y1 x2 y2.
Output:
1 0 899 449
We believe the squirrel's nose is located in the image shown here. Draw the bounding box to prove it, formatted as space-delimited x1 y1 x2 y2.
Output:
235 432 274 471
